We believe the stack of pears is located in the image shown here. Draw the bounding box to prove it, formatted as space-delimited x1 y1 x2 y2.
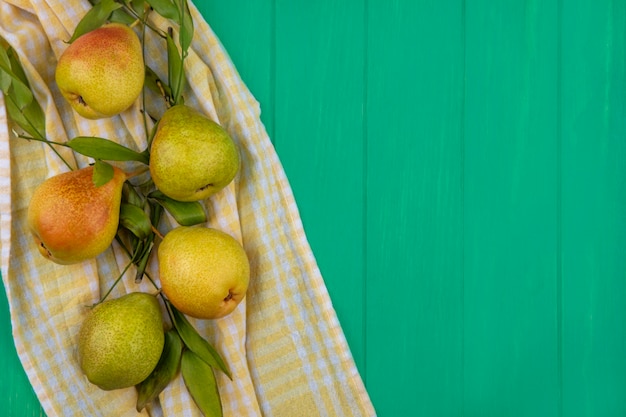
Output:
148 104 249 321
29 21 145 264
23 18 251 400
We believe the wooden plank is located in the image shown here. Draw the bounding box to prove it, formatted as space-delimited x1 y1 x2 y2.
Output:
366 1 464 414
463 1 560 415
273 0 367 372
195 0 274 137
561 1 626 415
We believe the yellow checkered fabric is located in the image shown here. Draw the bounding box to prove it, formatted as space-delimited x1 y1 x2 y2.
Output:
0 1 376 415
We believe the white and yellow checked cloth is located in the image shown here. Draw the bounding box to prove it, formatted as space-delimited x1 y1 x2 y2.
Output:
0 1 376 415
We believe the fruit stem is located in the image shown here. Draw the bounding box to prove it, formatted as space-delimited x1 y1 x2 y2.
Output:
161 297 177 329
157 80 172 109
121 2 166 39
151 225 165 240
97 260 134 305
139 21 152 144
142 270 162 293
14 132 74 171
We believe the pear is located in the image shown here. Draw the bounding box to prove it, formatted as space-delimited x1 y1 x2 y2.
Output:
55 23 145 119
78 292 165 391
27 165 126 265
158 226 250 319
149 105 240 202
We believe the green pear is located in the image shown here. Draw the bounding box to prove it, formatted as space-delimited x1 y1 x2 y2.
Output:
55 23 145 119
149 105 240 202
27 165 127 265
158 226 250 319
78 292 165 391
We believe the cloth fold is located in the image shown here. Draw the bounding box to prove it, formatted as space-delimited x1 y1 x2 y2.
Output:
0 1 376 416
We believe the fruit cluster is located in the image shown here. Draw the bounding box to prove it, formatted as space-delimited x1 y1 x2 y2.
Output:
1 1 247 415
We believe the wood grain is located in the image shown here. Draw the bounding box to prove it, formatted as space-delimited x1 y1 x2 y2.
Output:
366 0 464 414
561 0 626 415
463 1 560 415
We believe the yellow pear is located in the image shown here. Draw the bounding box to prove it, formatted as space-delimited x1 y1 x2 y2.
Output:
55 23 145 119
158 226 250 319
78 292 165 391
149 105 240 202
27 165 126 265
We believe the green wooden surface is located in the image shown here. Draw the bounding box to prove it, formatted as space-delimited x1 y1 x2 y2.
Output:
2 0 626 415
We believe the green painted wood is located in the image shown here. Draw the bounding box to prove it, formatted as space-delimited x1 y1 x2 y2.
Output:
4 1 626 415
463 1 560 415
366 1 464 415
561 1 626 415
195 0 274 138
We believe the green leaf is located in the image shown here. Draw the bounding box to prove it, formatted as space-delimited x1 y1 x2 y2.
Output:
129 0 147 18
133 201 162 282
109 8 137 25
136 329 183 412
66 136 150 164
0 69 10 93
120 203 152 239
146 0 178 20
0 46 33 109
170 305 231 379
7 46 33 86
68 0 123 43
148 190 206 226
122 182 145 207
133 239 154 283
181 350 223 417
6 47 34 109
0 42 10 92
0 42 46 139
5 95 35 136
166 28 184 105
20 98 46 138
8 77 33 109
144 65 171 99
93 160 115 186
5 95 45 139
176 0 194 54
8 78 33 109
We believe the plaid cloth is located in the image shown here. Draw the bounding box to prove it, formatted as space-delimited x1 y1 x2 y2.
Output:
0 1 376 416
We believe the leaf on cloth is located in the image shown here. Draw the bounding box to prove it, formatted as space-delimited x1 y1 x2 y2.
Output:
181 349 223 417
176 0 194 54
0 47 32 109
144 64 172 101
136 329 183 412
145 0 178 21
148 190 207 226
69 0 123 43
92 159 115 186
169 305 231 379
66 136 150 164
5 96 45 140
122 182 145 207
166 28 184 105
120 203 152 239
0 42 46 139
